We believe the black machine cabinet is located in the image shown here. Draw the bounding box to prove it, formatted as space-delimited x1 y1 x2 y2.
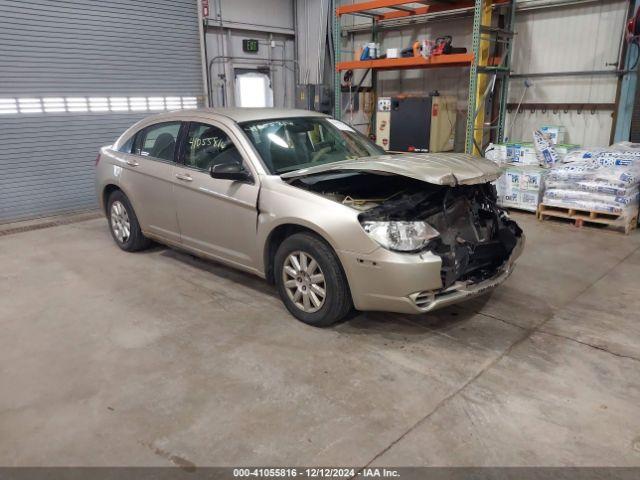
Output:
389 96 432 152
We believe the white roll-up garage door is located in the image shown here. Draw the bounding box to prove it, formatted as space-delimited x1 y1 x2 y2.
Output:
0 0 204 223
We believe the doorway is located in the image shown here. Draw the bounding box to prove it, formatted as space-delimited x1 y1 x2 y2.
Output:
234 69 274 108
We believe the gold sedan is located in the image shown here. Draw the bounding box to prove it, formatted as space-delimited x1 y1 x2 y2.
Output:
96 109 524 326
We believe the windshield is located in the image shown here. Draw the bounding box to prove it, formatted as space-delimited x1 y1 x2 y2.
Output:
239 116 386 175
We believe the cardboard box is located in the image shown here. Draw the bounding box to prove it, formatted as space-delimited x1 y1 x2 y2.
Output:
386 48 399 59
506 143 520 162
505 169 521 191
520 143 538 165
518 190 540 211
521 169 544 191
496 164 547 211
507 142 538 165
497 188 539 212
502 191 520 205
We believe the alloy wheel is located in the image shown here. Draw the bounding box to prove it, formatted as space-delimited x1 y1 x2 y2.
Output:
110 201 131 243
282 251 326 313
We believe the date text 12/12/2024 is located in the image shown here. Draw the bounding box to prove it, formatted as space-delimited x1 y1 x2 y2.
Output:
233 468 400 478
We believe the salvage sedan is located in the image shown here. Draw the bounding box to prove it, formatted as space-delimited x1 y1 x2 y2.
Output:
96 108 524 326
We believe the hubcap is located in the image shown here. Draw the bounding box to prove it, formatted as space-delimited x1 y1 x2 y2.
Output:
110 201 130 243
282 251 326 313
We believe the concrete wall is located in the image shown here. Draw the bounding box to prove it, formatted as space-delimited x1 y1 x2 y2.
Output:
206 0 296 108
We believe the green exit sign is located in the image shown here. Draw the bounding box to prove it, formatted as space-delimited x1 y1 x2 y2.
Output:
242 39 259 53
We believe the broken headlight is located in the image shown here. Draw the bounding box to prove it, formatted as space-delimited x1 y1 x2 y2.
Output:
361 221 440 252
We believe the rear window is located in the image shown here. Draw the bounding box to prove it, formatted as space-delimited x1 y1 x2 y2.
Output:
117 135 135 153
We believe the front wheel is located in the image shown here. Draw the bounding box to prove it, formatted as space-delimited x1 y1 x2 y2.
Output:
274 232 353 327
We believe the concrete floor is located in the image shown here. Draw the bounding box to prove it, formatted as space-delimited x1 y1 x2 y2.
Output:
1 212 640 467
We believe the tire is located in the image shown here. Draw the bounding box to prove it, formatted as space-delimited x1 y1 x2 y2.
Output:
107 190 151 252
274 232 353 327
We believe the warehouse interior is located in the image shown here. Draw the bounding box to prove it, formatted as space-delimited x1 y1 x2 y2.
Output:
1 0 640 474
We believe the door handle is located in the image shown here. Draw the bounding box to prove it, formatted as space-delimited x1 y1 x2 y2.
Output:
175 173 193 182
125 160 139 167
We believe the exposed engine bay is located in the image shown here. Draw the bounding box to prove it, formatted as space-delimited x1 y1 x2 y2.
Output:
289 172 523 289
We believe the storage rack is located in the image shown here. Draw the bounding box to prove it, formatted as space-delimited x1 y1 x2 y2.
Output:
333 0 516 155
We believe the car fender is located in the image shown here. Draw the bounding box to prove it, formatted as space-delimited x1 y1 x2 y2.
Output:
256 175 379 277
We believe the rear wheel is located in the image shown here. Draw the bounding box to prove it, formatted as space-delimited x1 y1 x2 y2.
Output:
107 190 151 252
274 232 352 327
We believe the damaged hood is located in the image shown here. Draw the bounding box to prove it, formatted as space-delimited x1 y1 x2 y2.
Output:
280 152 501 186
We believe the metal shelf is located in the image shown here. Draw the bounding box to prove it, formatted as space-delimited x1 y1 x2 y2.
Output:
333 0 517 156
336 0 509 21
336 53 474 71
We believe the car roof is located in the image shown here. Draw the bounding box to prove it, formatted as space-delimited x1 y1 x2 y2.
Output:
143 107 330 124
111 108 333 152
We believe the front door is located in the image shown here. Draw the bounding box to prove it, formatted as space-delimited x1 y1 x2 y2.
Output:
172 121 260 270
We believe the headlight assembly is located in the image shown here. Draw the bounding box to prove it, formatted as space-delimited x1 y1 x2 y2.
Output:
361 220 440 252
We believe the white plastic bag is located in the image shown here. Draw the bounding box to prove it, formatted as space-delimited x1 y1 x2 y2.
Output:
533 130 558 167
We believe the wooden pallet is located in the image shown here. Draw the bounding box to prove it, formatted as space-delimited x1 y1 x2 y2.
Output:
537 203 639 234
500 204 538 215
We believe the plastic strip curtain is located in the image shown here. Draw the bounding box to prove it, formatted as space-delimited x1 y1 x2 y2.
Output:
295 0 330 85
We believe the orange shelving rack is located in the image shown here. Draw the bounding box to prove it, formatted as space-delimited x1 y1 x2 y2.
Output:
332 0 516 155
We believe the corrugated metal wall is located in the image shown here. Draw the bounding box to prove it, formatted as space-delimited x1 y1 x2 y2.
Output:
0 0 204 223
506 0 627 146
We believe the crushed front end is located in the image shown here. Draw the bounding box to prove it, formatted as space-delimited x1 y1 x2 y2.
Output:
290 172 524 313
357 181 524 310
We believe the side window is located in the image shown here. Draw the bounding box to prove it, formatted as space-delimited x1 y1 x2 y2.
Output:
184 122 243 171
135 122 181 162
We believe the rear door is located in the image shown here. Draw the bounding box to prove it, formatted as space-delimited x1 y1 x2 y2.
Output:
172 121 260 270
117 121 182 243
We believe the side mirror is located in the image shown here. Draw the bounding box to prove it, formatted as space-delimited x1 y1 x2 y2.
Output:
210 161 251 182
